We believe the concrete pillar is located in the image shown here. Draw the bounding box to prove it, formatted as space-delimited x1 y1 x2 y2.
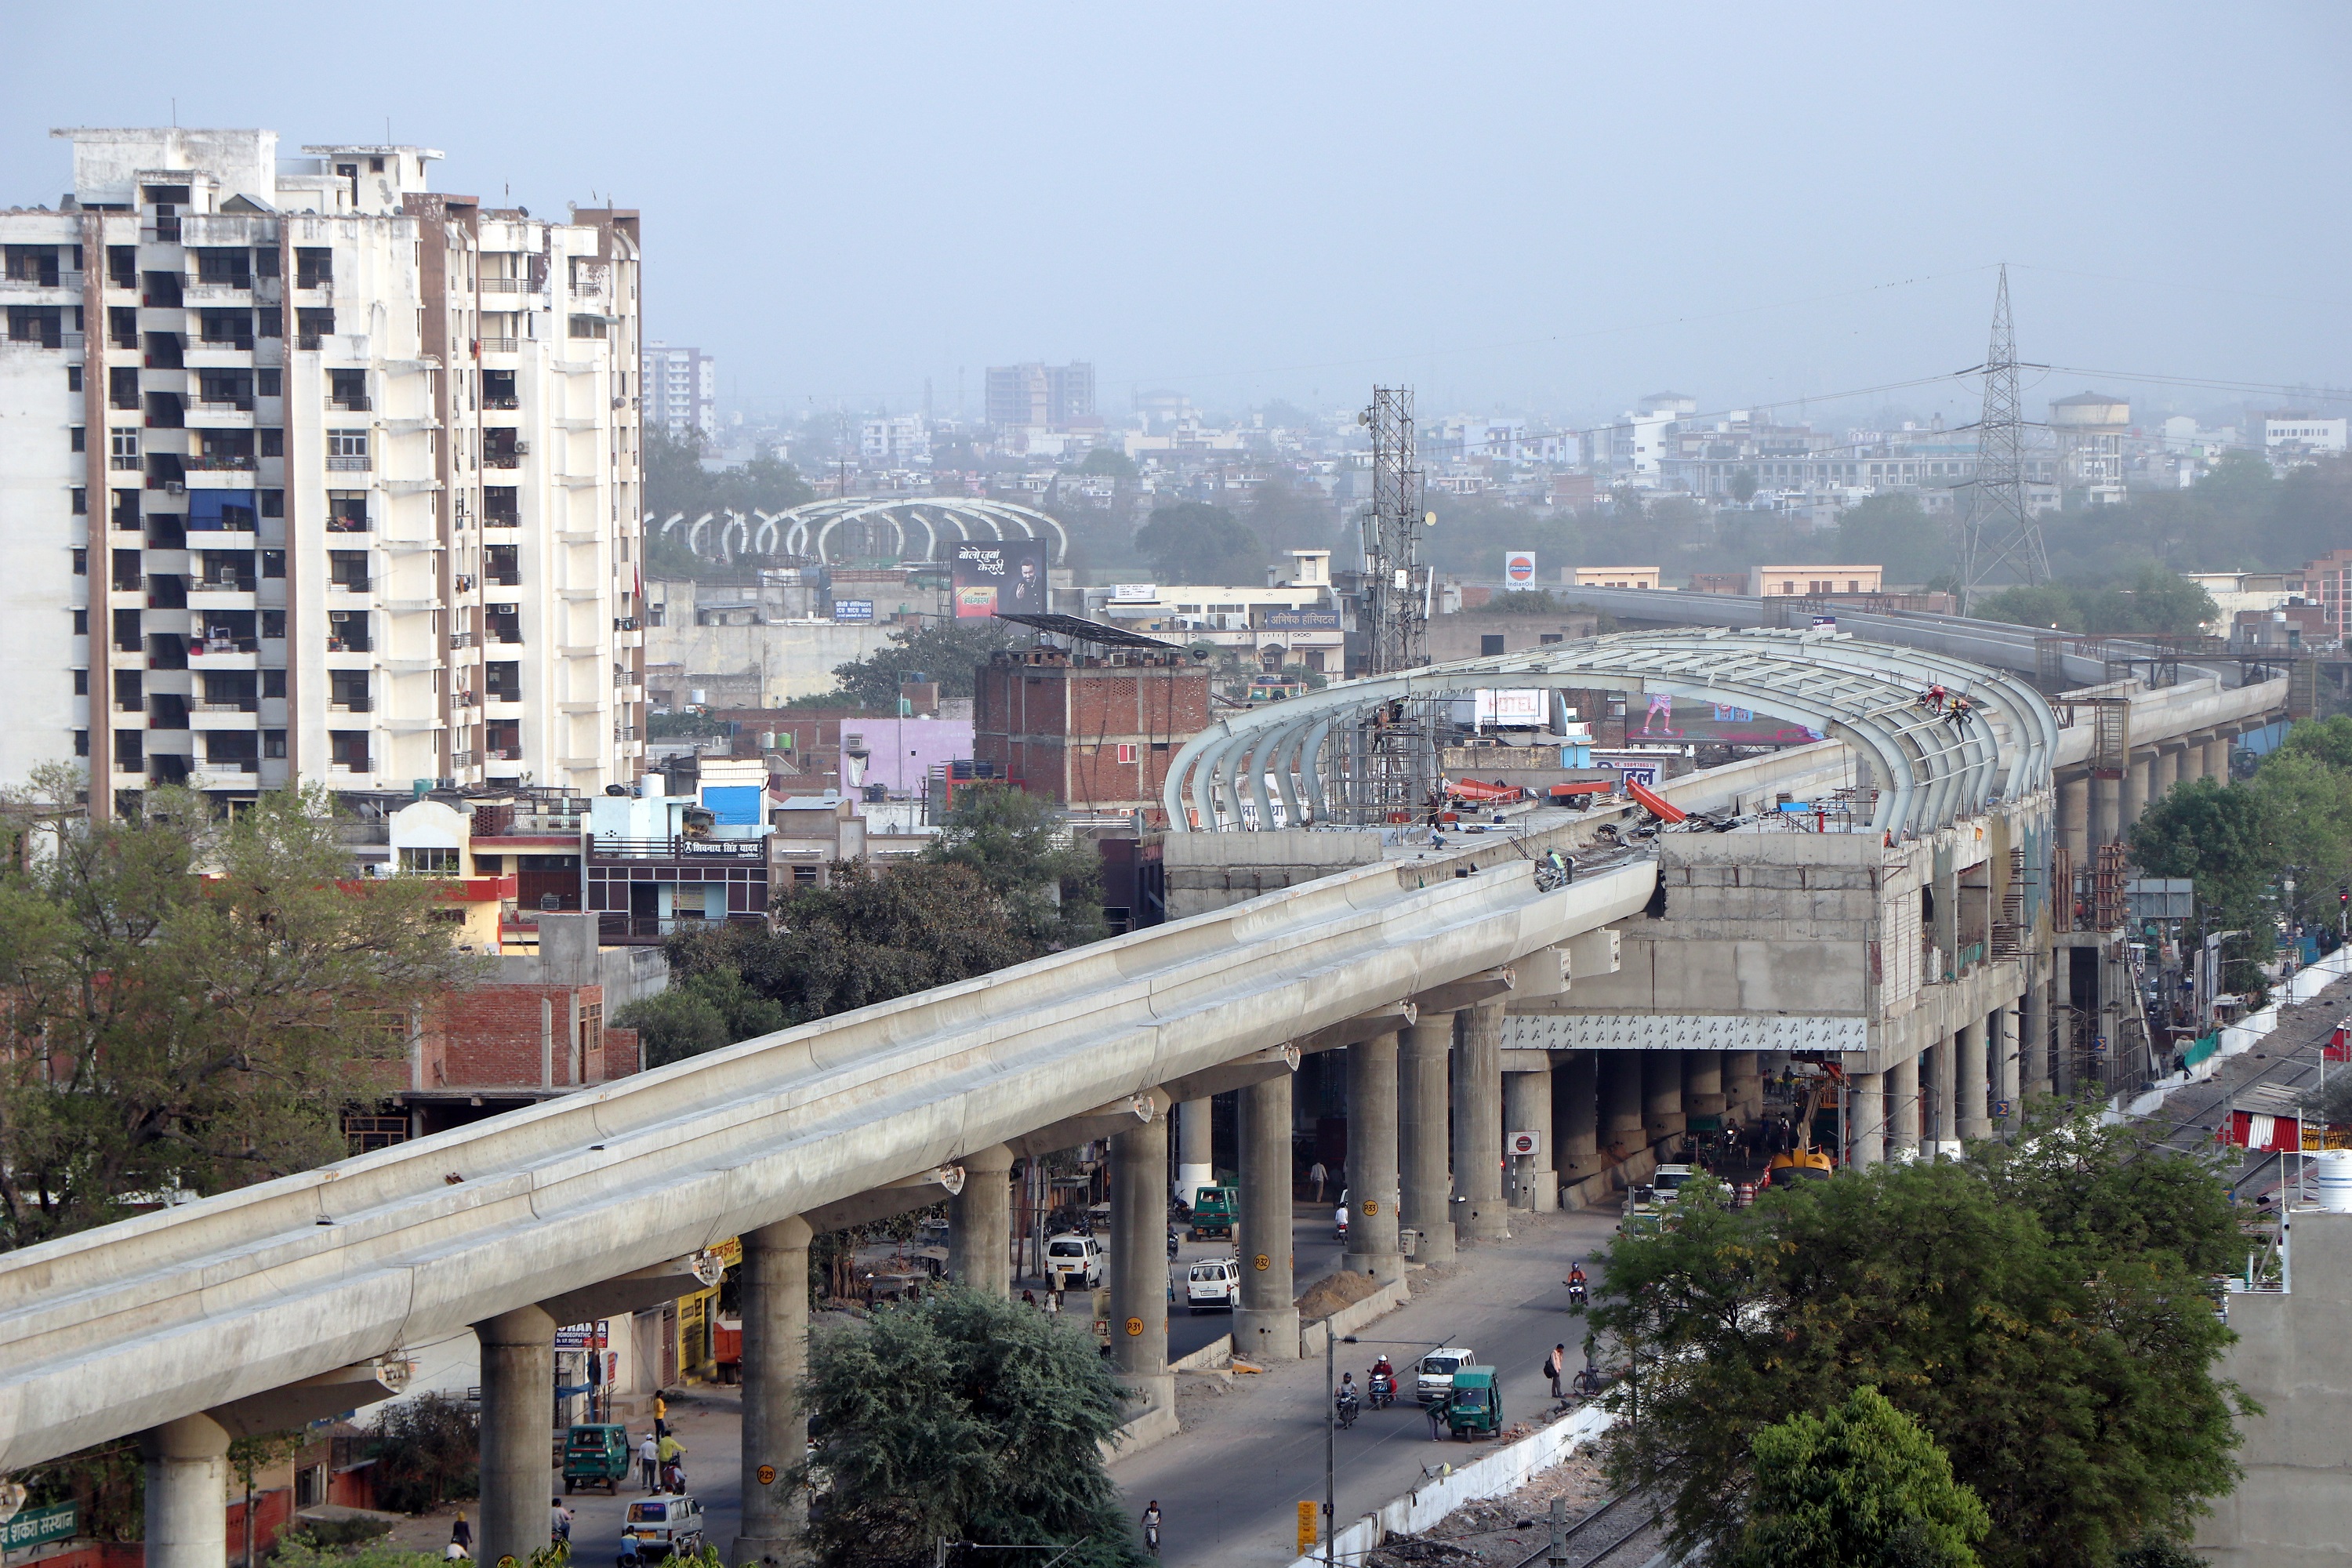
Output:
1398 1014 1457 1265
2204 735 2230 781
1236 1071 1299 1361
2176 739 2207 786
1456 1003 1509 1242
2053 946 2076 1096
1848 1071 1885 1167
1642 1049 1686 1142
1504 1066 1556 1210
1725 1051 1762 1120
1684 1052 1726 1120
475 1305 556 1568
1993 1006 2020 1130
949 1145 1014 1296
1931 1036 1960 1156
2057 773 2090 867
2122 750 2151 833
1110 1113 1172 1414
2024 970 2053 1100
1956 1018 1991 1141
1343 1035 1405 1281
143 1414 231 1568
1176 1097 1214 1207
1602 1051 1646 1152
1555 1051 1602 1182
2157 745 2184 799
735 1216 812 1566
1888 1050 1921 1160
2092 774 2122 851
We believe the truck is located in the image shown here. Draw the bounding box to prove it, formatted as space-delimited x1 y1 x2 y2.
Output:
1188 1185 1236 1241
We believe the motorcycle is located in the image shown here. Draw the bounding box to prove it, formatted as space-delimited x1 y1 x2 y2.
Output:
1334 1387 1359 1430
1367 1370 1396 1410
1566 1280 1588 1311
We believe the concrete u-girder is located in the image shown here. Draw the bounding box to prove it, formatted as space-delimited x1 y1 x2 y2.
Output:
0 855 1655 1472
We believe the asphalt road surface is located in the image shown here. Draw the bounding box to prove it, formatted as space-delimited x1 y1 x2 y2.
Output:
1112 1204 1618 1568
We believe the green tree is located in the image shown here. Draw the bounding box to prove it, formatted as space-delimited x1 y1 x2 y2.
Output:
0 776 485 1250
365 1392 480 1514
921 784 1105 948
1133 501 1266 584
1078 446 1136 479
826 618 1032 709
612 967 787 1069
643 428 817 577
798 1285 1145 1568
1719 1386 1991 1568
1730 468 1759 504
1835 495 1954 586
1591 1121 2247 1568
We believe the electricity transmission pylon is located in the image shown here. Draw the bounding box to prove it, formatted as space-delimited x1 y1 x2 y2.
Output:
1359 387 1427 674
1957 264 2049 606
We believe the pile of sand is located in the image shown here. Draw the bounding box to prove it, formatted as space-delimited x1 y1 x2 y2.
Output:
1294 1269 1386 1320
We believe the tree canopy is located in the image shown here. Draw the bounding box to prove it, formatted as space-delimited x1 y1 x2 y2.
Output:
643 427 815 578
655 787 1101 1051
1719 1386 1991 1568
0 777 483 1249
799 1284 1145 1568
1591 1115 2246 1568
1133 501 1266 584
611 967 786 1069
2129 716 2352 989
1975 564 2219 635
827 618 1032 708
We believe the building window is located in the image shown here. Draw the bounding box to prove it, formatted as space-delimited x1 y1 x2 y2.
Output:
328 430 368 459
73 668 88 694
399 848 460 873
263 729 285 758
74 729 89 757
1116 742 1138 765
71 548 86 575
70 426 85 452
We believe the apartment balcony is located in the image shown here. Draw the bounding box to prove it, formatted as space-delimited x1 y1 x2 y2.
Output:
191 704 260 728
448 630 476 649
0 267 82 295
483 452 521 470
191 762 262 788
186 399 255 428
596 912 764 946
587 835 765 862
478 336 520 354
483 394 520 410
326 455 372 473
328 576 374 597
183 454 257 474
327 699 375 715
181 281 251 305
326 760 376 779
187 586 257 612
477 278 528 295
331 395 372 413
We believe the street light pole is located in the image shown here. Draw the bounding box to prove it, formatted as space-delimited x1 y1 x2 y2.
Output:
1324 1322 1334 1568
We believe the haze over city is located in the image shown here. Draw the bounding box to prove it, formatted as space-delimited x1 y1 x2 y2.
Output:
7 1 2349 425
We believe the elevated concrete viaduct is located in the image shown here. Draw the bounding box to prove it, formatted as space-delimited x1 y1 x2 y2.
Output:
0 621 2297 1568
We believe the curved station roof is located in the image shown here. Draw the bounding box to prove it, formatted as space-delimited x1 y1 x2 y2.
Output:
1164 628 2057 840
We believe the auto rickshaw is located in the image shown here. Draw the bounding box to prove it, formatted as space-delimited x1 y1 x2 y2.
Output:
561 1423 631 1494
1189 1185 1236 1241
1443 1367 1503 1440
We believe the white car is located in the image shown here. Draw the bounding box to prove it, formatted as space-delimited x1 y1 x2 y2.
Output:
1417 1346 1478 1405
1651 1163 1695 1203
1045 1232 1104 1291
1185 1258 1240 1313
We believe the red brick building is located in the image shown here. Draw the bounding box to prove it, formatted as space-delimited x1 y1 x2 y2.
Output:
973 647 1210 826
2303 548 2352 644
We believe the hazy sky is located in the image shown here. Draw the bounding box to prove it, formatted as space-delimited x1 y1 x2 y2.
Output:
9 3 2349 429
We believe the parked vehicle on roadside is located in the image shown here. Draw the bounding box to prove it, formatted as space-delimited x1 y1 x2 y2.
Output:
1185 1258 1240 1313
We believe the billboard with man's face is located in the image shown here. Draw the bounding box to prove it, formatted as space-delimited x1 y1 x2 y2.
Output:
952 540 1049 619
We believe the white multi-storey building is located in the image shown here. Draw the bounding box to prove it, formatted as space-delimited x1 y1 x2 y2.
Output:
0 127 646 818
641 341 715 445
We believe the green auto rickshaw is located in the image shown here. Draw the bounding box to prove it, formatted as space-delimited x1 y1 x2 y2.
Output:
1189 1185 1236 1241
562 1422 631 1494
1443 1367 1503 1440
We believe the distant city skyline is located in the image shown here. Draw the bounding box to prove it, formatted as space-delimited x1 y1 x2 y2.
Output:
7 4 2347 426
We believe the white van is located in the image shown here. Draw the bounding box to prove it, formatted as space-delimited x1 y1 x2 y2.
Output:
1045 1232 1104 1290
1185 1258 1240 1312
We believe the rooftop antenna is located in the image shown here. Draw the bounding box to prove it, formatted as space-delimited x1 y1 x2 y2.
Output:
1957 264 2049 606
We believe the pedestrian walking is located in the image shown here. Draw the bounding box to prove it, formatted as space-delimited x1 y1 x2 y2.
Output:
446 1513 472 1561
1425 1398 1446 1441
1308 1160 1328 1203
652 1392 669 1439
1022 1288 1037 1308
639 1431 659 1491
1544 1343 1566 1401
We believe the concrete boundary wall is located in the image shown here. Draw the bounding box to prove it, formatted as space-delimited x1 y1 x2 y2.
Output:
1283 1403 1619 1568
1298 1276 1414 1361
0 849 1655 1470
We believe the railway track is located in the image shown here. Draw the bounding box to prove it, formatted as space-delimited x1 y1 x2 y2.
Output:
1508 1492 1657 1568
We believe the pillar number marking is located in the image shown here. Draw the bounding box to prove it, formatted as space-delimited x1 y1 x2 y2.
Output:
1124 1316 1145 1337
756 1464 776 1486
1254 1253 1270 1271
1361 1199 1378 1216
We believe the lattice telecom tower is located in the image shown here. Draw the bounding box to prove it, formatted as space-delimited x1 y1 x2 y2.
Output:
1359 386 1427 675
1958 265 2049 604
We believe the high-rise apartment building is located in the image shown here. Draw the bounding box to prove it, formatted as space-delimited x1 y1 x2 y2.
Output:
641 341 715 446
0 127 647 818
984 361 1094 430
